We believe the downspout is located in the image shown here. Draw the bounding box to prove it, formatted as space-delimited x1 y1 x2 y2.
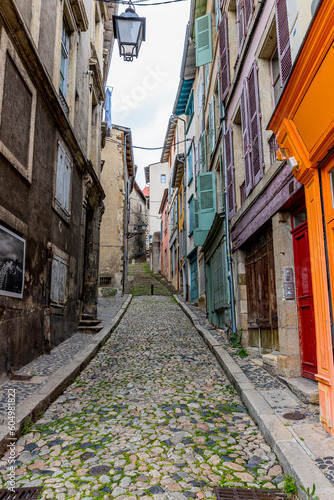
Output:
122 132 130 295
221 104 237 335
44 242 53 354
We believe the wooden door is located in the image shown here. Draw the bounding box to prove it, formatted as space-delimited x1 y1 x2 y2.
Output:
292 222 317 379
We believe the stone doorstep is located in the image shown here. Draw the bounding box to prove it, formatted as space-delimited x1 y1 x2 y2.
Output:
280 376 320 405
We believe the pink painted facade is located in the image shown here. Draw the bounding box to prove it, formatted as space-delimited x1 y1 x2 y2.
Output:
159 189 169 277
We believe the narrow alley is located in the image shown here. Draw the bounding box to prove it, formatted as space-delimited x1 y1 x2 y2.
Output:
1 272 286 499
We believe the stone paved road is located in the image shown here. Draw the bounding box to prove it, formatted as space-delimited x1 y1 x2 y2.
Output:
0 296 285 499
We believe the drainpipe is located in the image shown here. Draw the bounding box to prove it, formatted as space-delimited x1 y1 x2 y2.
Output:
221 104 237 335
122 132 130 295
44 242 53 354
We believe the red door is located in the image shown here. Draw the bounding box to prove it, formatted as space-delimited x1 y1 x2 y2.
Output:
292 220 317 380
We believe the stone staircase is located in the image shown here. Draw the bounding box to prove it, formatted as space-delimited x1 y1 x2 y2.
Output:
77 313 103 334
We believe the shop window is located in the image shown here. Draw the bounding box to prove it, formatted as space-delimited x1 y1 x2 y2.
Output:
161 174 166 183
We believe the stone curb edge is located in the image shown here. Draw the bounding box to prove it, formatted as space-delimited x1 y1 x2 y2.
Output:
0 294 132 457
174 294 334 500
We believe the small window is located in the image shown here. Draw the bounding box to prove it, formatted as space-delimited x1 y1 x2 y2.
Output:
60 17 70 100
271 47 281 106
161 174 166 183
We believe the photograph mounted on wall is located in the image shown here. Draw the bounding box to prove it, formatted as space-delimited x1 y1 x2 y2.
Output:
0 225 25 299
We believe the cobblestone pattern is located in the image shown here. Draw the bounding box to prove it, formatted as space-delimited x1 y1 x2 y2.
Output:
1 296 285 499
0 297 128 423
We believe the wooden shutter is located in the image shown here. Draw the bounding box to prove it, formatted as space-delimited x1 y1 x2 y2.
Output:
193 198 199 230
199 172 216 218
218 13 230 103
200 132 207 172
244 0 254 29
209 96 215 154
195 14 213 67
237 0 246 53
240 82 252 197
56 142 65 209
188 147 193 184
224 126 236 219
247 61 263 186
56 142 71 215
275 0 292 88
51 254 67 305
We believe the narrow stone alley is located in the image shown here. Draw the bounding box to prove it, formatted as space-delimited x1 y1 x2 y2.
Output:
0 277 286 499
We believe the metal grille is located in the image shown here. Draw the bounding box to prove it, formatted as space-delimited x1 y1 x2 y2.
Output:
0 487 43 499
99 277 112 286
215 487 286 500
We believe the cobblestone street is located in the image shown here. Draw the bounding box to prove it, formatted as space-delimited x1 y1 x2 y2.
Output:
0 294 285 499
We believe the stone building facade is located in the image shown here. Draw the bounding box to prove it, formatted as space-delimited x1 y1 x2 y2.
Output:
99 126 135 293
0 0 116 377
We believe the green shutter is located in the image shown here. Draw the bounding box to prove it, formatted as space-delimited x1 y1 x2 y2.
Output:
199 172 216 230
195 14 213 67
193 197 207 246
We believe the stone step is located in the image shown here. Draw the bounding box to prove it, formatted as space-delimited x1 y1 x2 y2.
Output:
280 376 319 405
79 319 101 327
82 313 94 320
77 325 103 334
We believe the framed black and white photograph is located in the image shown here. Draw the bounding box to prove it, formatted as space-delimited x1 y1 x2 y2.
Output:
0 225 25 299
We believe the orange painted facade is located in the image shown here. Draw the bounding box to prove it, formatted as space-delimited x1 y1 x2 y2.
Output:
268 0 334 433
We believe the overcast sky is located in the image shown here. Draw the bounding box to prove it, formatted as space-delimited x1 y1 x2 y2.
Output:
107 0 191 190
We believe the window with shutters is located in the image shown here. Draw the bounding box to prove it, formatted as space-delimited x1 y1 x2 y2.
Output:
247 61 263 186
218 13 230 103
59 17 70 102
239 61 263 198
200 132 207 172
188 145 193 186
270 47 281 106
231 106 244 210
54 140 73 222
236 0 254 53
51 253 68 306
195 14 213 67
185 91 194 132
197 76 203 116
224 126 236 219
275 0 292 89
188 196 194 235
209 96 216 155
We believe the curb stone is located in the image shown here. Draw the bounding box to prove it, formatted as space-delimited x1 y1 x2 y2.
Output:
174 294 334 500
0 294 132 456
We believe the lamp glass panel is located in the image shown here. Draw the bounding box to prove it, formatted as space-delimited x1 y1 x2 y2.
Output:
117 18 141 44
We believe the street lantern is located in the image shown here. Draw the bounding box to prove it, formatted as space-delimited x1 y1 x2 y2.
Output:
113 6 146 62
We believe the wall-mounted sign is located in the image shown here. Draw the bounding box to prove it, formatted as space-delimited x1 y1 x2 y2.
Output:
0 225 25 299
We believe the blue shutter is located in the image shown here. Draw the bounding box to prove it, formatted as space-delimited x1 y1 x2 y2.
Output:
195 14 213 67
190 256 199 302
